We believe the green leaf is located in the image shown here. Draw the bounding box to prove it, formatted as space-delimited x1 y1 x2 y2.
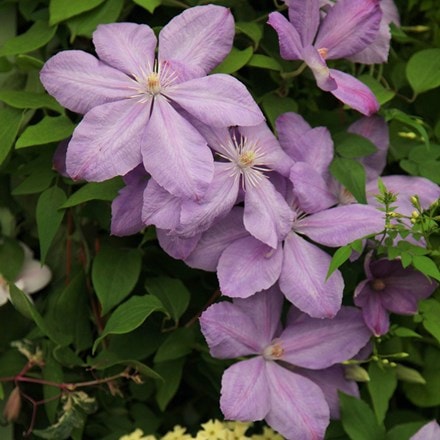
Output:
36 186 67 263
236 22 263 47
0 21 57 56
43 349 63 423
132 0 161 13
212 47 254 74
392 326 421 338
385 109 429 148
92 245 142 315
0 106 22 165
8 284 69 345
49 0 105 24
419 299 440 343
406 49 440 95
155 358 185 411
367 362 397 425
326 245 352 280
359 75 395 105
93 295 165 352
0 90 63 112
15 116 75 148
262 93 298 128
12 167 55 196
340 392 386 440
386 422 427 440
330 157 367 204
411 256 440 281
334 132 377 158
247 54 282 71
145 277 190 323
0 237 24 280
154 328 195 363
61 179 123 208
66 0 125 40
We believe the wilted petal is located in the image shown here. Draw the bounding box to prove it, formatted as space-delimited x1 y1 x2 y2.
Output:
185 208 248 271
329 69 380 116
354 286 389 336
166 74 264 127
218 236 283 298
16 260 52 294
280 307 371 368
267 12 303 60
279 232 343 318
156 229 201 260
315 0 382 59
159 5 234 78
295 204 384 247
290 162 337 213
142 179 182 231
244 178 293 248
40 51 132 114
285 0 320 47
111 167 148 236
142 96 214 200
220 358 271 421
296 365 359 419
93 23 156 77
265 362 330 440
178 163 239 237
410 421 440 440
66 99 148 181
303 45 336 92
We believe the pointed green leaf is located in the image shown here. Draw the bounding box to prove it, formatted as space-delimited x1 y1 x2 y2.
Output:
155 358 185 411
326 245 352 280
407 49 440 95
411 256 440 281
154 328 195 363
0 106 22 165
330 157 367 204
419 299 440 343
212 47 254 74
247 54 282 71
0 237 24 280
132 0 161 13
0 90 63 112
236 22 263 47
49 0 105 24
334 132 377 158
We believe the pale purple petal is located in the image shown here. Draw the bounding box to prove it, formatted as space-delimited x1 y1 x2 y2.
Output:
66 99 148 181
267 12 303 60
329 69 380 116
178 162 239 237
40 51 132 114
302 45 337 92
93 23 156 77
233 288 284 345
111 166 148 236
279 232 343 318
218 236 283 298
220 358 271 421
142 179 182 231
290 162 337 213
295 365 359 419
315 0 382 59
142 96 214 200
285 0 320 47
200 302 263 357
166 74 264 127
354 286 389 336
410 421 440 440
156 229 201 260
244 178 293 248
159 5 234 78
265 362 330 440
280 307 371 368
184 208 248 271
294 204 384 247
348 116 389 181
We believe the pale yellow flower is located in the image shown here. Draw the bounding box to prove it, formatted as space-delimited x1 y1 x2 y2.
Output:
251 426 284 440
119 429 155 440
162 425 192 440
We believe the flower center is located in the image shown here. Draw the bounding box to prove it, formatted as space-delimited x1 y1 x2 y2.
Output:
147 71 161 95
238 151 256 168
371 278 386 291
263 340 284 360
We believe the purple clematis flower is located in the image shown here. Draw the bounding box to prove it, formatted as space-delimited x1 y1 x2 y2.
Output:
41 5 264 200
410 420 440 440
200 288 371 440
354 252 437 336
268 0 382 115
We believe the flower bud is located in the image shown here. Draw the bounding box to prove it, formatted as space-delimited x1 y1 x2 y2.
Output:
3 387 22 422
396 364 426 384
345 365 370 382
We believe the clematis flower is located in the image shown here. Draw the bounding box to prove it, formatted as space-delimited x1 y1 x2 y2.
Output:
200 289 371 440
268 0 382 115
0 243 52 306
354 253 437 336
41 5 264 200
410 420 440 440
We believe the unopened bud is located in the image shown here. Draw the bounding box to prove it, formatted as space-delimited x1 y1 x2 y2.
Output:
382 359 390 365
3 387 22 422
411 210 419 218
396 364 426 384
410 195 420 208
398 131 417 139
345 365 370 382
